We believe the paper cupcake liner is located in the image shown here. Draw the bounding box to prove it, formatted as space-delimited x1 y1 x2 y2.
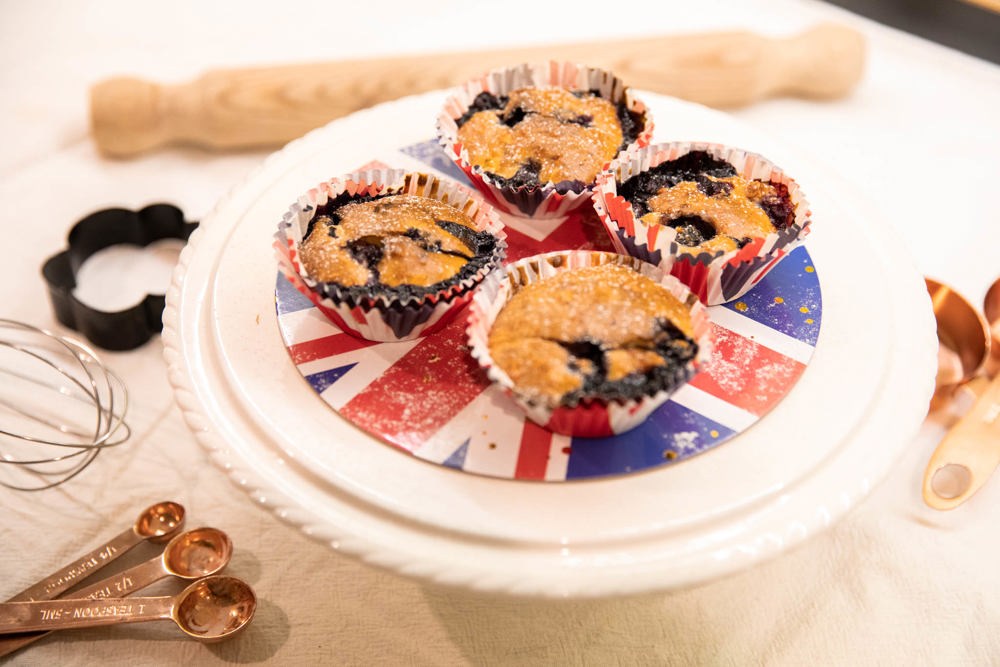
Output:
592 141 812 305
436 61 653 220
466 250 711 438
274 169 507 342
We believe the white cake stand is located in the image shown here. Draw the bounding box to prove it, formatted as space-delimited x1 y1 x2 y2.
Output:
163 90 936 598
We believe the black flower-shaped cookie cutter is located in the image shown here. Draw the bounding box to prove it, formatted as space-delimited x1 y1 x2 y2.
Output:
42 204 198 351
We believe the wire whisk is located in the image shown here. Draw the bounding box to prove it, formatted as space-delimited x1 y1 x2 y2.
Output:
0 319 129 491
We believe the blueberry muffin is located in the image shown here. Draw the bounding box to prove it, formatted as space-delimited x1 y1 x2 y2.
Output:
437 62 652 218
617 150 796 254
275 169 506 341
592 142 811 305
455 86 645 194
488 262 700 408
300 192 498 300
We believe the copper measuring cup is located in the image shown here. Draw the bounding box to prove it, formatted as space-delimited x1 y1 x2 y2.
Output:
983 278 1000 378
923 277 1000 510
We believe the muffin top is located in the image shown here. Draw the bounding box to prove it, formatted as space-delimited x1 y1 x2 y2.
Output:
455 87 632 188
488 263 699 405
619 151 797 254
299 194 488 289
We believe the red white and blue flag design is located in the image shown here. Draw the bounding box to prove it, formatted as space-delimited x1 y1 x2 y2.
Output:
274 140 821 481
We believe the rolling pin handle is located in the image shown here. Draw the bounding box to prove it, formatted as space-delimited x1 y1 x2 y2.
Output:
90 77 169 157
778 24 867 99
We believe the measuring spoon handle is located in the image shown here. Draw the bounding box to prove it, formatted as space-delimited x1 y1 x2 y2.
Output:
5 527 140 602
71 557 168 600
0 597 172 634
923 374 1000 509
0 548 170 657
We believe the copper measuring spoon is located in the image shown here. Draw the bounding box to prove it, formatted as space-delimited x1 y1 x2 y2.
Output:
73 526 234 599
0 575 256 642
6 501 185 603
0 526 232 657
923 278 1000 510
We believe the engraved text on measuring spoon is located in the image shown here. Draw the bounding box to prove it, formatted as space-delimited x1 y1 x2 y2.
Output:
5 501 185 602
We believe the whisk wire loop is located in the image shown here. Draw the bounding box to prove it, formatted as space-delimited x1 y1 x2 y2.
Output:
0 319 130 491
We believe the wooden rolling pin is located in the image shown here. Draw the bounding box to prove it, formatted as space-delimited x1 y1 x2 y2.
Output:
89 23 865 157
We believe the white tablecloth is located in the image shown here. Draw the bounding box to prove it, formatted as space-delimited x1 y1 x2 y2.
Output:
2 0 1000 664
